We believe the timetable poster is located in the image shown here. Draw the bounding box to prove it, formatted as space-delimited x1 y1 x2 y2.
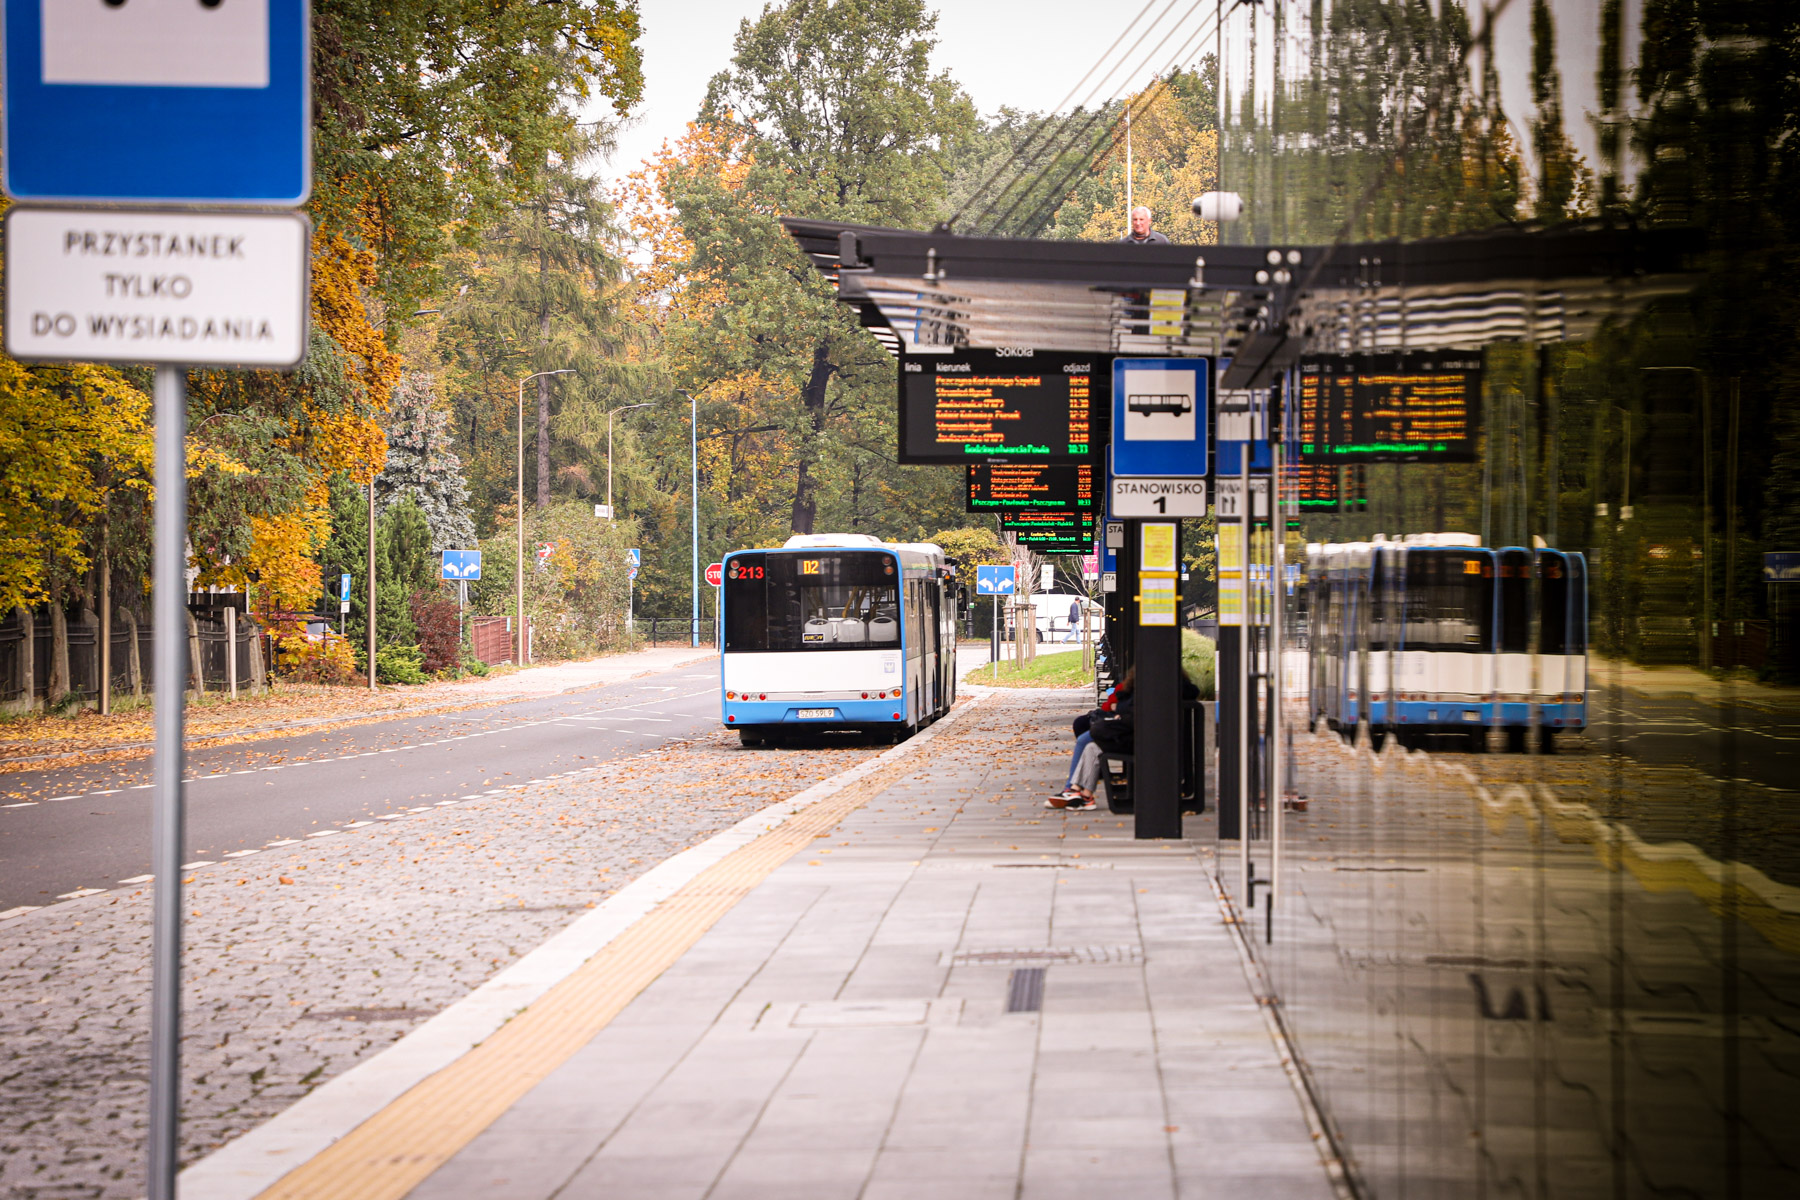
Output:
965 461 1097 512
1295 351 1481 462
899 349 1108 464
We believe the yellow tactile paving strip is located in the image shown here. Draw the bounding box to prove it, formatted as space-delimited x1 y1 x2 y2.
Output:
253 722 970 1200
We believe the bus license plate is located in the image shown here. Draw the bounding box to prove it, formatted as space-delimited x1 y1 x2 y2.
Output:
798 708 836 719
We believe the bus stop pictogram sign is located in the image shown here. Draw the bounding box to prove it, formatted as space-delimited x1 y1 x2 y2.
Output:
2 0 312 205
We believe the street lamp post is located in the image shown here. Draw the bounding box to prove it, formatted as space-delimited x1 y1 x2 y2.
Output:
518 369 574 665
677 389 699 648
604 402 654 519
366 308 438 690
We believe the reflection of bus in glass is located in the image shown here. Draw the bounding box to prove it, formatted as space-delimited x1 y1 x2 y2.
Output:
1307 536 1588 752
719 535 957 746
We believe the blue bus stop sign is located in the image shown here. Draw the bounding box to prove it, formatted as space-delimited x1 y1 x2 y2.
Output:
1111 357 1211 477
2 0 311 204
1764 552 1800 583
976 565 1016 596
441 550 482 581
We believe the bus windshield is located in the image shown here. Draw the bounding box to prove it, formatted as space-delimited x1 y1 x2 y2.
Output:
723 551 901 652
1403 549 1494 652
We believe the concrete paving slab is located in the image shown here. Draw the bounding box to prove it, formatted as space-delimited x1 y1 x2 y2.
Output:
349 692 1341 1200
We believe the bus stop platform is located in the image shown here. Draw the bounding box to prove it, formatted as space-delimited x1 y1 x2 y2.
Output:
185 689 1342 1200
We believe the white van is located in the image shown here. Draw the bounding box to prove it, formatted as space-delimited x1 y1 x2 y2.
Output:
1006 592 1103 642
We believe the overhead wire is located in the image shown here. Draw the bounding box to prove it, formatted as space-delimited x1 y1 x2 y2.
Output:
954 0 1184 235
955 0 1203 236
972 2 1214 237
999 7 1223 239
946 0 1168 233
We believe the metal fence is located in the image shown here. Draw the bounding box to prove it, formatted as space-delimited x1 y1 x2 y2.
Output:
641 617 717 648
0 604 264 708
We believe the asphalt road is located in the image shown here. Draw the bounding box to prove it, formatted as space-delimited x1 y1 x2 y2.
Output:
1584 681 1799 793
0 664 727 912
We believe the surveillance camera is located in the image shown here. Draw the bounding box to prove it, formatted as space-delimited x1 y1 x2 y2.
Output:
1191 192 1244 223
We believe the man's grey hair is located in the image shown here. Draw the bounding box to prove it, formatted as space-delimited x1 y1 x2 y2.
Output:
1131 206 1152 219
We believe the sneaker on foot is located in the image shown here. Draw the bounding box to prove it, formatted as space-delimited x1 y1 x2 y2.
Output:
1067 796 1097 811
1045 793 1071 809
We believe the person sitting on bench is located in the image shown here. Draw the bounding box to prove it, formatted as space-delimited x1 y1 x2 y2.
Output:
1049 668 1134 810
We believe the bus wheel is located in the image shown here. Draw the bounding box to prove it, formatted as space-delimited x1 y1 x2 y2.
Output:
1505 727 1528 755
1369 728 1387 752
1538 727 1557 755
738 728 767 747
1465 728 1488 754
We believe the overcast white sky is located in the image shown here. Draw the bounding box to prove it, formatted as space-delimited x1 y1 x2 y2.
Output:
598 0 1636 199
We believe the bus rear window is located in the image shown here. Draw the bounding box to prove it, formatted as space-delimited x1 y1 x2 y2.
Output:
724 552 901 652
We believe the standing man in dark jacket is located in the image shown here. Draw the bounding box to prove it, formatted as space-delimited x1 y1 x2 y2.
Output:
1120 206 1170 245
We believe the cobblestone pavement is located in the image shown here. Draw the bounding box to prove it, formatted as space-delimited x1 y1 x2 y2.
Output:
0 724 899 1200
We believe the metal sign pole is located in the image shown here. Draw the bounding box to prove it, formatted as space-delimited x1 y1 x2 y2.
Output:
1268 382 1285 943
1239 441 1252 905
147 364 188 1200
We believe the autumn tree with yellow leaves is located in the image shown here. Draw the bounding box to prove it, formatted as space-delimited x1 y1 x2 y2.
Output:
0 0 645 702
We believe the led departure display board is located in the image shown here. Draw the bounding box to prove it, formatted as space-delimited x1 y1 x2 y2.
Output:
1296 351 1481 462
1293 463 1368 510
966 461 1097 512
1002 507 1096 550
899 349 1107 464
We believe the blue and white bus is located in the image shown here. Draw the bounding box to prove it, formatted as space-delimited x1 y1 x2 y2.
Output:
718 534 957 746
1307 535 1588 752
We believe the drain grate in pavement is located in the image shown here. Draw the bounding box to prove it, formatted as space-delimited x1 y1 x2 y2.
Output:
947 945 1143 966
1006 968 1046 1013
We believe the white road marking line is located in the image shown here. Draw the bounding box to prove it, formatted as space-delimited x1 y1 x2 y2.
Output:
1 906 43 920
57 887 105 899
133 784 153 789
376 815 405 821
223 850 260 858
3 802 37 808
265 839 299 847
182 861 215 869
46 795 78 802
119 874 155 884
434 800 458 806
461 795 483 799
306 830 339 838
233 770 254 775
94 788 121 794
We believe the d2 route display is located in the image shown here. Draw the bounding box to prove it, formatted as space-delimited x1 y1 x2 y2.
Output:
1296 351 1481 462
966 461 1096 512
899 349 1106 464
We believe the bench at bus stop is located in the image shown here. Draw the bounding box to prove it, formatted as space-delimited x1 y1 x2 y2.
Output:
1095 699 1213 815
